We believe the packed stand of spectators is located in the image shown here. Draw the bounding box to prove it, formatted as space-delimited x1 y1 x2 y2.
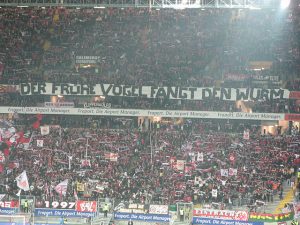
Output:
0 116 299 212
0 7 299 86
252 99 300 114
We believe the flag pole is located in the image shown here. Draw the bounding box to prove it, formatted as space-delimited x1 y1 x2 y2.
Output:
85 138 88 159
68 156 71 170
59 126 62 147
149 122 153 163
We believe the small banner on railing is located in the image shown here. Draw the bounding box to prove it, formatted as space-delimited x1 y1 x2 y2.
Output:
249 212 294 222
75 200 97 212
193 209 249 221
149 205 169 215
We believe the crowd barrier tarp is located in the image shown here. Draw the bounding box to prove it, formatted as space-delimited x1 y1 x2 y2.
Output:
75 200 97 212
0 201 19 208
192 217 264 225
0 106 286 121
34 208 95 218
193 209 249 221
0 208 18 215
114 212 171 222
35 200 76 209
249 212 294 222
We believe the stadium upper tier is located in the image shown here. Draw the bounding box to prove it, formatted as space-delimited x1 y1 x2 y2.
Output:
0 7 299 86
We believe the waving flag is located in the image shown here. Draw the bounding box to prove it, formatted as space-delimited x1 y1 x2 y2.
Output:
197 152 204 162
16 171 30 191
243 130 250 140
54 179 68 196
40 126 50 136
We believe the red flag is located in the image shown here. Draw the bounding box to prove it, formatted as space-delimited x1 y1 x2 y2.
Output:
32 121 40 129
3 148 9 157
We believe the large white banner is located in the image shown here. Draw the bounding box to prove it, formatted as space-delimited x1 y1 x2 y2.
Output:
0 107 285 121
19 83 290 101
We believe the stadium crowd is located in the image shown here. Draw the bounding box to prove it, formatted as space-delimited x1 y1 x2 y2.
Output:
0 116 299 211
0 4 299 215
0 7 299 85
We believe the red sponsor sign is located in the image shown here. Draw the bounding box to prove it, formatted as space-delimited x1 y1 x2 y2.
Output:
76 200 97 212
289 91 300 99
285 114 300 121
0 200 19 208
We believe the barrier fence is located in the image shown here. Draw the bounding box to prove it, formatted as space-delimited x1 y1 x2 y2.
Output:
0 198 298 225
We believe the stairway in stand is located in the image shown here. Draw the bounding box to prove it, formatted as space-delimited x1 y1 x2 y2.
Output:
273 187 294 214
263 181 294 213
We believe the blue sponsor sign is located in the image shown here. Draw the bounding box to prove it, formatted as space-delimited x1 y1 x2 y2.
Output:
114 212 171 222
0 208 18 215
34 208 95 218
192 218 264 225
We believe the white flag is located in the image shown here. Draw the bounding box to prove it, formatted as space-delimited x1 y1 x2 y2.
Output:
0 194 5 201
212 189 218 198
16 171 30 191
194 176 203 185
176 160 185 171
197 152 204 162
37 140 44 147
243 130 250 140
54 179 68 196
229 168 238 176
220 169 229 177
40 126 50 135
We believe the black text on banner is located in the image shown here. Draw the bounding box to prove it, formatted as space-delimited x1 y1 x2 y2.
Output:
19 83 290 101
